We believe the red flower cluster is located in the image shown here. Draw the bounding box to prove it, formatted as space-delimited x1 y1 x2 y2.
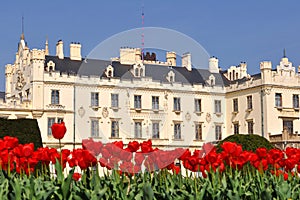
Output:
82 139 183 174
2 135 300 181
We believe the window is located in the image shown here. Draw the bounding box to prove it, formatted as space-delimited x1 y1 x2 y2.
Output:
248 120 254 134
195 99 202 113
152 122 160 139
293 94 299 108
275 93 282 107
111 120 119 138
233 123 239 135
57 118 64 123
152 96 159 110
135 68 139 77
169 75 174 83
47 118 56 136
134 95 142 109
173 97 181 111
174 123 181 139
215 100 221 113
47 118 63 136
195 123 202 140
215 125 222 140
91 92 99 107
19 92 23 103
51 90 59 105
134 122 142 138
91 119 99 137
111 94 119 108
283 119 293 134
233 98 238 112
247 95 253 110
26 89 30 99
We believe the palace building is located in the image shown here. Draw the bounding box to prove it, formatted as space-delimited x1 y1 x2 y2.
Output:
1 34 300 149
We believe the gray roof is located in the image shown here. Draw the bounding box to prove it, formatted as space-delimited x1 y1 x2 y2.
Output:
45 55 228 86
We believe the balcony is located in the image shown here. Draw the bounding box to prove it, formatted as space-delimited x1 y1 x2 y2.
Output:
173 110 181 115
46 104 65 110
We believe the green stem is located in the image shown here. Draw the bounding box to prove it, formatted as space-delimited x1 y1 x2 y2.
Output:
59 139 63 171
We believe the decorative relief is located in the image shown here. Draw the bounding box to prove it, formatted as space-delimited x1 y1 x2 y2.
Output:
78 106 85 118
206 113 211 123
185 112 191 122
262 87 272 95
15 70 26 90
102 107 109 118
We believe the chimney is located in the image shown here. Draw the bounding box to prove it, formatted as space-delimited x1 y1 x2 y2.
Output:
166 52 176 66
70 42 82 61
209 56 219 73
182 52 192 71
56 40 64 59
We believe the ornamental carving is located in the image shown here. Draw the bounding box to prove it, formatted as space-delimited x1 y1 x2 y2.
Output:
15 70 26 90
102 107 109 118
185 112 191 121
206 113 211 123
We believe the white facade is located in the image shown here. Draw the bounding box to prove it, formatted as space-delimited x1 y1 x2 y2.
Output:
1 35 226 149
2 35 300 149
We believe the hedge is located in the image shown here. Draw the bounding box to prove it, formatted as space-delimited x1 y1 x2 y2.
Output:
0 118 43 150
217 134 274 152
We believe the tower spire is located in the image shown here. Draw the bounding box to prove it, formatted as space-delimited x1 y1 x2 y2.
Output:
283 48 286 58
45 36 49 55
20 15 25 40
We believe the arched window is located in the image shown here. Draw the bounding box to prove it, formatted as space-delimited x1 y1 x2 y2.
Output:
135 68 139 77
107 70 112 77
140 68 143 77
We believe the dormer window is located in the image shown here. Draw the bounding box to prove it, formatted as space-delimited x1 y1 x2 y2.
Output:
167 71 175 83
133 63 145 77
105 65 114 78
208 74 215 86
135 68 139 77
46 60 55 72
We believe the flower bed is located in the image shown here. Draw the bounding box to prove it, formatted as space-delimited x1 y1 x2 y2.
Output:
0 122 300 198
0 135 300 199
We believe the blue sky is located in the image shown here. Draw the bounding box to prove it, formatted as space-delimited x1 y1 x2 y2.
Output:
1 0 300 90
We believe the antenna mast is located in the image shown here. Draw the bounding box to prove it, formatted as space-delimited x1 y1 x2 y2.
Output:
141 1 145 63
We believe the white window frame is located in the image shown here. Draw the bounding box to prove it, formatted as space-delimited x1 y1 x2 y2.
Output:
111 93 119 108
194 99 202 113
173 97 181 111
152 96 159 110
152 122 160 139
134 121 142 138
51 90 60 105
134 95 142 109
91 119 99 137
174 123 181 139
91 92 99 107
111 120 119 138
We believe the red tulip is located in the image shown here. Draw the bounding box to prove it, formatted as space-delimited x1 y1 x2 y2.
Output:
128 141 140 152
51 122 67 140
72 172 81 181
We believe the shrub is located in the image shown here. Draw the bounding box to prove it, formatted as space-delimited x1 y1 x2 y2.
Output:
217 134 274 152
0 118 43 150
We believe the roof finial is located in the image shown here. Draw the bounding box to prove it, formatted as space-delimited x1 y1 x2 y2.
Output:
45 36 49 55
20 15 25 40
283 48 286 58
